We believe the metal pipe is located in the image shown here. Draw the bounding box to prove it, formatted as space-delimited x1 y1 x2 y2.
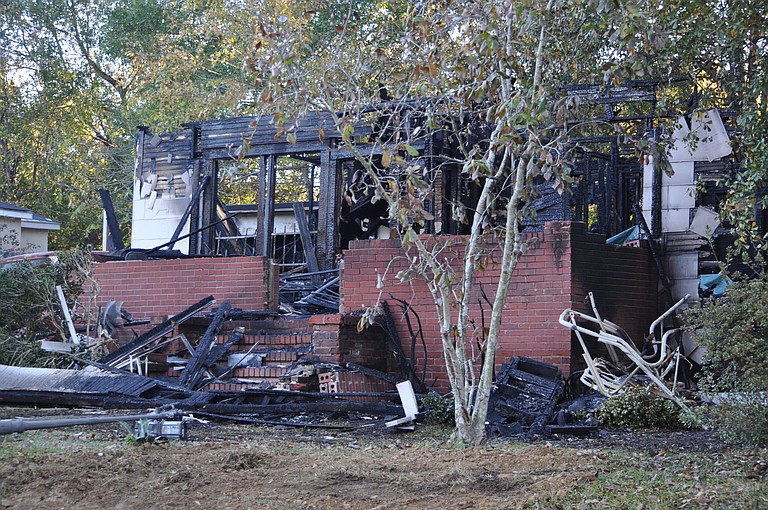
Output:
0 408 181 435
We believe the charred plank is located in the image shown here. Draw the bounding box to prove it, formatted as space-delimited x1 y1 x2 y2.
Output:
179 302 231 389
98 296 216 366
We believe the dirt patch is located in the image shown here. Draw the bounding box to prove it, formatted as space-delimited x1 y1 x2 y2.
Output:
0 406 752 510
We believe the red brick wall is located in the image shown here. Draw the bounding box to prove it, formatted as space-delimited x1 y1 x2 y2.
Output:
90 256 278 320
85 224 657 394
308 314 391 372
341 221 657 392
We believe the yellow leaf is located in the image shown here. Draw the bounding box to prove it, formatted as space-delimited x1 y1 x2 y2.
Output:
342 123 355 142
382 150 391 168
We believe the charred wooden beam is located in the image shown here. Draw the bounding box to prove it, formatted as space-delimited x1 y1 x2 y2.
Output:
342 362 400 386
254 155 276 257
179 302 232 389
215 198 252 255
198 401 404 416
316 150 337 270
144 214 239 256
68 355 194 396
0 390 185 410
292 202 320 276
189 159 202 254
166 174 210 251
380 301 429 393
98 189 125 251
200 159 218 254
98 296 216 365
296 275 339 311
194 411 359 430
203 327 245 369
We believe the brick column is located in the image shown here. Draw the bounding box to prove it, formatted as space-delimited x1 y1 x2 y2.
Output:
308 314 344 362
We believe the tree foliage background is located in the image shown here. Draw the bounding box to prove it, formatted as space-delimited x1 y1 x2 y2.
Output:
0 0 254 248
1 0 764 252
235 0 765 444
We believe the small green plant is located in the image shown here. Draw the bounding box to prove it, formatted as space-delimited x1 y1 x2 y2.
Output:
118 421 142 445
595 387 681 429
420 392 455 426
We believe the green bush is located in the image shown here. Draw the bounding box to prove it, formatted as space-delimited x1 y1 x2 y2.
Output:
683 278 768 388
681 278 768 446
0 248 94 367
595 387 681 429
682 389 768 446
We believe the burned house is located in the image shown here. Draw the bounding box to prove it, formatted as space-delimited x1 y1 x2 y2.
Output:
86 81 745 395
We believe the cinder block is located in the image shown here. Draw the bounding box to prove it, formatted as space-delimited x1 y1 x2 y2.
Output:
664 185 696 209
661 209 691 233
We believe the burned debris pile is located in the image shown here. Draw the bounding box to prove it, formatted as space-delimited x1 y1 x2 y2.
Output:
0 295 417 432
487 357 566 438
1 292 632 439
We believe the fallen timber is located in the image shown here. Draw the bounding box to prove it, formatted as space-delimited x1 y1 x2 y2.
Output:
0 357 579 438
98 295 216 366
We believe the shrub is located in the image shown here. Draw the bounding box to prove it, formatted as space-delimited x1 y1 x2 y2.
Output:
683 278 768 388
681 388 768 446
595 387 681 429
420 392 455 426
0 248 95 367
681 278 768 446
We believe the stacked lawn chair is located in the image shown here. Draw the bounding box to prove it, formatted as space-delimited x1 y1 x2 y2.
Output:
559 293 690 410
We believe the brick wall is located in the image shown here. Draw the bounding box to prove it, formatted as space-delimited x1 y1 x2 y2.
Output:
308 314 391 372
568 224 659 371
91 256 278 321
341 221 657 392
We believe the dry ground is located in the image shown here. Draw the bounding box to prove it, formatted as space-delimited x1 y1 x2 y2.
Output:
0 406 766 510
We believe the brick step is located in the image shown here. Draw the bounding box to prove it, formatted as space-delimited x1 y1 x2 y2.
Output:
231 366 292 379
164 365 288 381
217 332 313 347
262 349 310 363
225 318 314 335
180 317 314 349
222 343 312 362
206 381 279 391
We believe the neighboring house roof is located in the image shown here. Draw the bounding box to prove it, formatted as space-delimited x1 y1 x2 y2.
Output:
0 202 60 231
